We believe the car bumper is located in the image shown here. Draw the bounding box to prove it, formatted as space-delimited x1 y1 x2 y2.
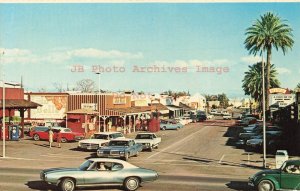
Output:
97 154 124 158
78 145 99 150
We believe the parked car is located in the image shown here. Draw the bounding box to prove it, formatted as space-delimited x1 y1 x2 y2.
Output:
236 117 257 126
97 139 143 161
40 158 158 191
223 114 232 120
210 109 218 115
248 160 300 191
134 133 161 152
78 132 125 151
160 119 183 130
206 114 214 119
30 126 84 142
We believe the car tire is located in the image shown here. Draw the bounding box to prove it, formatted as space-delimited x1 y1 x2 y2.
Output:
124 177 140 191
258 180 274 191
33 134 40 141
149 146 153 152
59 178 76 191
61 138 67 143
124 152 129 161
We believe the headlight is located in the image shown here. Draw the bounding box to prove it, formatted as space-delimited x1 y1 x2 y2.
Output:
98 150 104 154
146 143 150 146
120 151 125 154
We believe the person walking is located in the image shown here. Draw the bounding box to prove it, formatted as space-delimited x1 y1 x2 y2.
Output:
57 129 62 148
48 127 54 148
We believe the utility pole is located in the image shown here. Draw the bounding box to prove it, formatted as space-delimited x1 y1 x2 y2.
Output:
1 51 6 158
96 72 101 132
262 54 267 168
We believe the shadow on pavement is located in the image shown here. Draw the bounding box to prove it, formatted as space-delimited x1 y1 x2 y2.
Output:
226 181 252 191
26 180 56 190
26 180 124 191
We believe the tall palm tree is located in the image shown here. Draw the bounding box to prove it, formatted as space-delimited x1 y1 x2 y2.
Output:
242 62 280 110
244 12 294 109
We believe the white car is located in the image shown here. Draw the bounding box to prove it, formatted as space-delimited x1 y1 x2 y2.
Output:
78 132 125 151
206 114 214 119
134 133 161 152
223 114 232 120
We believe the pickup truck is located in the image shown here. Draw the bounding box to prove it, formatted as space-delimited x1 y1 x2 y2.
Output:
134 133 161 152
97 139 143 161
77 132 125 151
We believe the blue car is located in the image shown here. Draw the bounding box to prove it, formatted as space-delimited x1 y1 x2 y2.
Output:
40 158 158 191
160 119 183 130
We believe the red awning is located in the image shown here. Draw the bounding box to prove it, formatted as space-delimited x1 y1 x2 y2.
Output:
67 115 81 120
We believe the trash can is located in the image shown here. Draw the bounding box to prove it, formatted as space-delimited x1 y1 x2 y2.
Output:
10 125 19 141
275 150 289 169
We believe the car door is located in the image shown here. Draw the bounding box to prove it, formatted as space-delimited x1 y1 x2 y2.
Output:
83 162 114 184
280 164 300 190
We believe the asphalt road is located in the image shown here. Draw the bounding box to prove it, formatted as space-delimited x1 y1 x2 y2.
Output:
0 119 260 191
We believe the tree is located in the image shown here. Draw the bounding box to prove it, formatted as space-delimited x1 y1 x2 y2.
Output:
217 93 229 109
244 12 294 109
242 62 280 110
53 82 65 92
76 79 95 93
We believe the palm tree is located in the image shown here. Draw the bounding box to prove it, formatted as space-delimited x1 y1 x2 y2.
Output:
244 12 294 108
242 62 280 110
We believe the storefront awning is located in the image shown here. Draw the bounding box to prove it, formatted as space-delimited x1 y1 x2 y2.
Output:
66 109 99 115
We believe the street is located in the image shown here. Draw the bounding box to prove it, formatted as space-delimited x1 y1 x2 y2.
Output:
0 119 262 191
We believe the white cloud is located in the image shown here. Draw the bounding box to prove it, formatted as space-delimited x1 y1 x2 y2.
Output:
277 67 291 74
0 48 39 65
149 59 230 68
68 48 143 59
240 55 261 64
0 48 143 66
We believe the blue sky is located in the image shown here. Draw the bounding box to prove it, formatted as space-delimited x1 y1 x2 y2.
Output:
0 3 299 98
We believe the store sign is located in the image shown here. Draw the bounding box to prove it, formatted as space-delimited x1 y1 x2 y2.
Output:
28 95 67 119
269 88 288 94
81 103 97 110
113 97 126 105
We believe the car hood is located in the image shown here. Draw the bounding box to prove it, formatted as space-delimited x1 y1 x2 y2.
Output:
248 139 262 143
43 168 79 174
79 139 109 144
253 169 281 177
100 146 127 151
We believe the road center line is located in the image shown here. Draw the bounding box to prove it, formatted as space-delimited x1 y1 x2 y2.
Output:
218 154 225 164
146 123 216 160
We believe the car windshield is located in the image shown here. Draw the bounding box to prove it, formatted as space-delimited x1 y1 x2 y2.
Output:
109 141 129 146
112 133 123 139
79 160 93 171
135 134 152 139
63 128 72 132
93 134 109 139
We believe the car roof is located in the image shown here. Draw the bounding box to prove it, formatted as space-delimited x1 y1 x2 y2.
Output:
94 132 122 135
88 158 137 168
137 132 155 135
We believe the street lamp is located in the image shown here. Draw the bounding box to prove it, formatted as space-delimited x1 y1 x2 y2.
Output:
262 54 267 168
1 51 5 158
96 72 101 132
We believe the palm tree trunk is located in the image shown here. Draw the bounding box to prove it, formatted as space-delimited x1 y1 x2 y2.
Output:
266 48 271 110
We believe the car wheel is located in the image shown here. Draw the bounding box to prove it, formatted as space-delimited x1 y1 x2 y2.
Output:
33 134 40 141
61 138 67 143
59 178 76 191
258 180 274 191
149 146 153 152
124 152 129 161
124 177 140 191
